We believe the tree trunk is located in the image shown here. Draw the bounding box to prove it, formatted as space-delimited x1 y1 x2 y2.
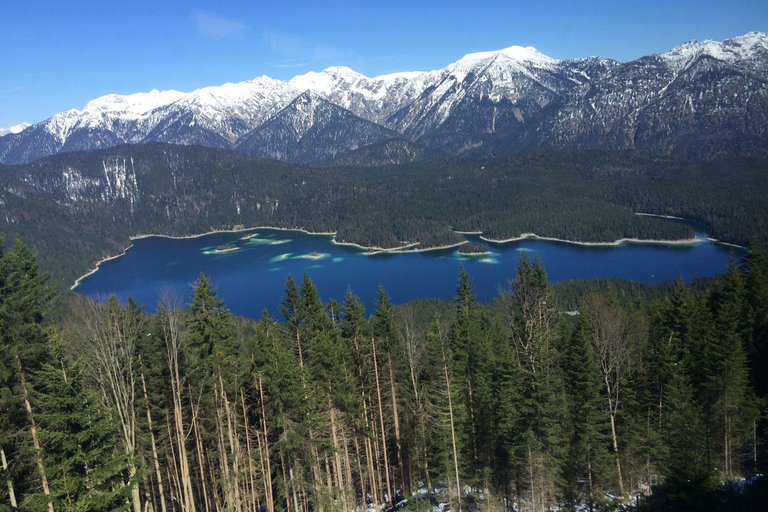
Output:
17 355 53 512
140 358 167 512
609 411 625 497
192 398 211 512
341 426 355 510
329 401 344 491
372 338 392 504
240 390 258 512
1 447 18 509
219 374 243 512
388 354 404 497
163 304 197 512
258 375 274 512
362 393 379 504
353 434 366 507
165 417 182 506
441 344 461 512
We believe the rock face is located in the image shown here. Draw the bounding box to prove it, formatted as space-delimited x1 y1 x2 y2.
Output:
519 32 768 160
2 32 767 164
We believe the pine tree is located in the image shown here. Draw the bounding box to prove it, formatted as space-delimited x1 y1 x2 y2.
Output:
188 273 237 362
448 265 494 488
562 315 612 510
707 260 758 479
372 285 408 498
639 339 722 512
742 240 768 470
0 239 56 511
502 254 566 511
34 340 133 512
742 241 768 395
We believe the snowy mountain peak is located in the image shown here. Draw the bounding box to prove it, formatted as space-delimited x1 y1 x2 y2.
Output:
83 89 185 115
0 122 31 136
455 45 558 67
1 32 765 164
659 31 768 71
288 66 367 96
730 31 768 50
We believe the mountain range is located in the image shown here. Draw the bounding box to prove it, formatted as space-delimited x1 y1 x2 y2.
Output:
1 32 767 165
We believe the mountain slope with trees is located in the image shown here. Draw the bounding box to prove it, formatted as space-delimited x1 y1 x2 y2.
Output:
1 144 766 289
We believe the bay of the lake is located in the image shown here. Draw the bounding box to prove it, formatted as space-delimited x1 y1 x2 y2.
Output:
73 226 742 318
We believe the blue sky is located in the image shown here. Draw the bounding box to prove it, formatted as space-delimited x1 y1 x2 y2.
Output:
1 0 766 129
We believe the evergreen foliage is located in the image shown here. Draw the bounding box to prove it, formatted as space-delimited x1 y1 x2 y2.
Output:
35 343 133 512
1 239 767 511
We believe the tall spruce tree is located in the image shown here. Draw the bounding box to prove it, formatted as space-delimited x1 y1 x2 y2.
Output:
34 341 133 512
188 273 237 362
707 260 758 479
372 285 409 497
562 314 612 511
502 254 566 511
0 239 56 511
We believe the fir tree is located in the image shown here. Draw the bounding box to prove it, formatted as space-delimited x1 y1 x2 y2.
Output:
34 341 133 512
502 254 567 510
562 315 612 510
0 239 56 511
188 273 236 361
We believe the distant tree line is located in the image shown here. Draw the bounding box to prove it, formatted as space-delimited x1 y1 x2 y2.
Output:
2 236 767 512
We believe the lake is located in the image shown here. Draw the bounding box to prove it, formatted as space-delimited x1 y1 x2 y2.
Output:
72 225 742 318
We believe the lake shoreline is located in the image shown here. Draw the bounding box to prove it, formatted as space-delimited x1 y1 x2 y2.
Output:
70 245 135 290
480 233 706 247
73 222 734 290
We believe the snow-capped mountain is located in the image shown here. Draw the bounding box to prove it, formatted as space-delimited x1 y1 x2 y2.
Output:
0 123 31 137
235 91 400 163
1 32 766 165
518 32 768 160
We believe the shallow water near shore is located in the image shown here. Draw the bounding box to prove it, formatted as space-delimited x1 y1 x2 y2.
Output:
73 227 742 318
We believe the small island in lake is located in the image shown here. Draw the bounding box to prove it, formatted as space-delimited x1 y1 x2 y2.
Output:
215 243 238 252
459 242 491 255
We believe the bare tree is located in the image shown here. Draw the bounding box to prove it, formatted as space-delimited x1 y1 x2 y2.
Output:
583 293 629 497
70 295 143 512
159 291 197 512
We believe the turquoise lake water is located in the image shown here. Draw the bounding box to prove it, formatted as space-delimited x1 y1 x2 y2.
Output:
72 226 742 318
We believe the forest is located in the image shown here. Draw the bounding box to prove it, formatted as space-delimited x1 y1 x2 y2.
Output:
2 235 767 512
1 145 767 289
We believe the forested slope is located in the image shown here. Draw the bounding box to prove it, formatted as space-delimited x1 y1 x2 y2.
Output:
0 144 766 289
2 238 767 512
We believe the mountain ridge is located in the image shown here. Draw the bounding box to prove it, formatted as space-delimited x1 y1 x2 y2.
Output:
1 32 766 164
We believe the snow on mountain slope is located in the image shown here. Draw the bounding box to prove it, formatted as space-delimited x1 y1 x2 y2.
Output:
519 32 768 160
0 123 31 136
289 66 442 123
385 45 617 143
235 90 399 163
0 32 766 164
659 31 768 73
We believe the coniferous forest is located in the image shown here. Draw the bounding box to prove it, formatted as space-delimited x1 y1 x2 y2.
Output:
2 235 767 512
